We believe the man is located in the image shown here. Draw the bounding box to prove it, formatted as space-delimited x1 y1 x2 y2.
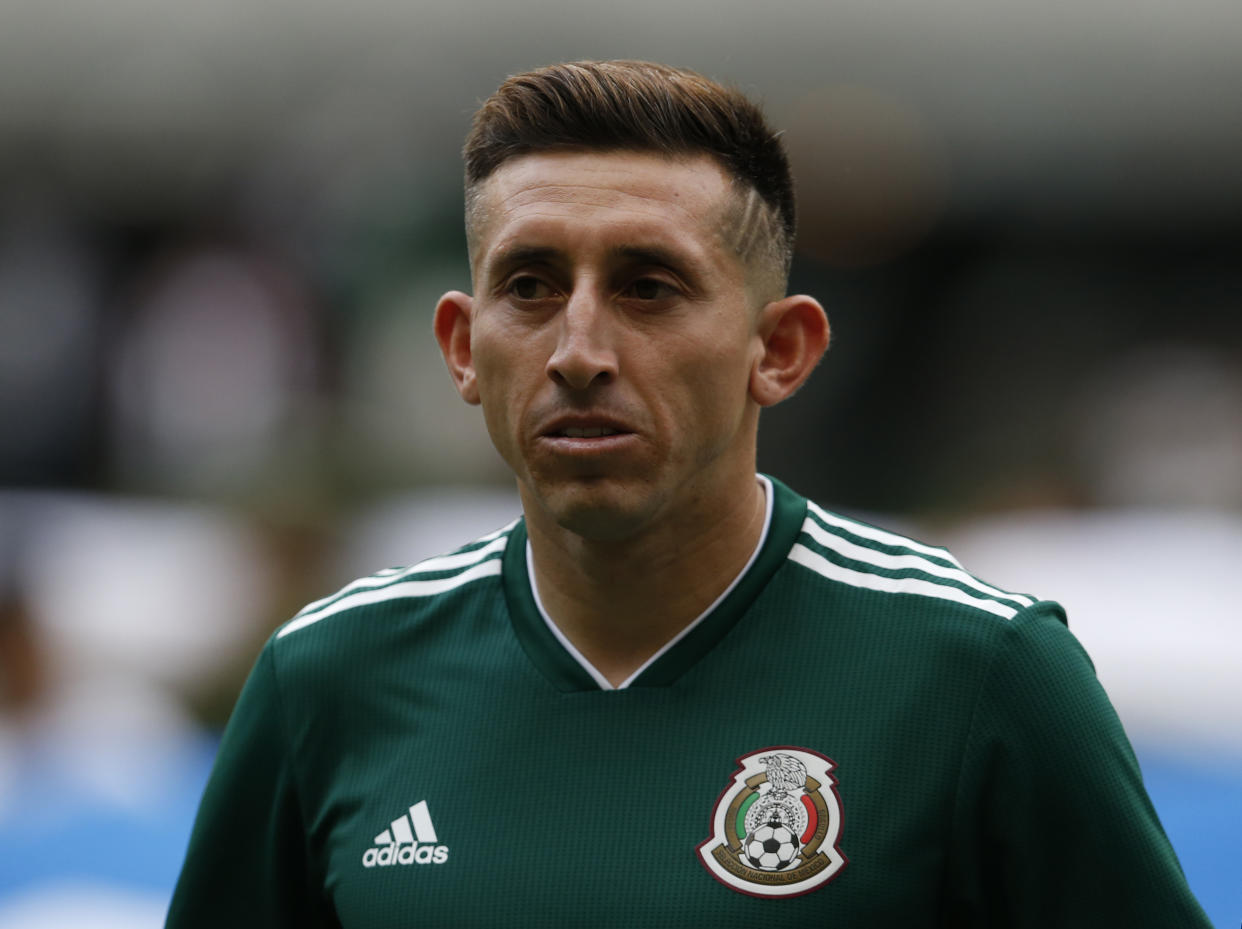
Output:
167 61 1210 927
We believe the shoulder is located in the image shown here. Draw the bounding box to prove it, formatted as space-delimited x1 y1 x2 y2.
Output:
781 495 1054 630
270 517 521 658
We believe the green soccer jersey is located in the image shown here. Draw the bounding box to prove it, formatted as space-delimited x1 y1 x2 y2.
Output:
167 476 1210 928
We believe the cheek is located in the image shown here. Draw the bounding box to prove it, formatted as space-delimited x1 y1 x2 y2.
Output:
677 330 756 396
474 371 526 473
655 342 755 442
471 326 546 442
472 323 528 394
469 333 515 419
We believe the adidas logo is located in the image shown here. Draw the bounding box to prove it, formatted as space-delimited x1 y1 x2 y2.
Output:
362 800 450 867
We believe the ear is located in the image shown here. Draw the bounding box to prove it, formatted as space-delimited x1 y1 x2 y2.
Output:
749 294 830 407
433 290 481 405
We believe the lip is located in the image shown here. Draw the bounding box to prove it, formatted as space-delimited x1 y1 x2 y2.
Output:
538 414 635 439
535 414 639 455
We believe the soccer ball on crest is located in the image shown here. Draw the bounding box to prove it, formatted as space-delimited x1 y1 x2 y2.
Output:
743 822 800 871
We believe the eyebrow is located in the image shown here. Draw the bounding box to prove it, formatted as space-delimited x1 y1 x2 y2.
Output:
486 244 561 275
489 243 691 267
482 241 706 292
607 244 695 271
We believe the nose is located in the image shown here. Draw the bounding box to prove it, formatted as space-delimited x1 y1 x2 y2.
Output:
546 290 618 391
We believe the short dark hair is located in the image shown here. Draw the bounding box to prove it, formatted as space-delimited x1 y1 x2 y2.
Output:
463 60 795 287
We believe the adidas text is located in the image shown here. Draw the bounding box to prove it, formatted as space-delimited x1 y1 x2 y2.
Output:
363 801 449 868
362 843 449 867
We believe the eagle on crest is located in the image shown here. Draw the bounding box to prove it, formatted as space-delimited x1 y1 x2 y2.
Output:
759 753 808 797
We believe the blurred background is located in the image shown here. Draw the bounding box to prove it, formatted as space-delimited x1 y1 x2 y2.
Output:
0 0 1239 925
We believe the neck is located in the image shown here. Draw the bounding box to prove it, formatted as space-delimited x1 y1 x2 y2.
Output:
524 474 769 687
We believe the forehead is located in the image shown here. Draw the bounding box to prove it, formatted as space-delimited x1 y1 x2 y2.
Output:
472 151 736 271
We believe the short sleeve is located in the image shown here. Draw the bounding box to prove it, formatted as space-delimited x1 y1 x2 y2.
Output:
166 643 336 928
943 604 1212 927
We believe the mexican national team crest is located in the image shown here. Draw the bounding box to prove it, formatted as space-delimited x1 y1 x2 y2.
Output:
697 747 846 897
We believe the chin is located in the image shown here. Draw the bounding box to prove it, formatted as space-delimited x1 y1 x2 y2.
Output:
527 476 659 542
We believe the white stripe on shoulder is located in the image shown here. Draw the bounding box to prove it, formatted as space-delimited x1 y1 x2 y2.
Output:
788 543 1020 620
406 534 510 575
295 527 514 617
806 501 963 568
799 517 1033 609
277 557 504 639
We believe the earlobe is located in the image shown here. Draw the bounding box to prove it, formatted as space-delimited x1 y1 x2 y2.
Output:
433 290 481 405
749 295 830 407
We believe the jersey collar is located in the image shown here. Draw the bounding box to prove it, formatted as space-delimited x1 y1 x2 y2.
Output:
501 475 808 692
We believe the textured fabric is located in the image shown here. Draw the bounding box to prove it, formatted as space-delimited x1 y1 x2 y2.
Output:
166 477 1211 928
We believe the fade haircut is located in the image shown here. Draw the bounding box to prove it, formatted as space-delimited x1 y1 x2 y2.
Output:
463 60 795 294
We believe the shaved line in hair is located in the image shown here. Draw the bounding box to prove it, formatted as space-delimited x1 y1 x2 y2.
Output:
718 183 790 303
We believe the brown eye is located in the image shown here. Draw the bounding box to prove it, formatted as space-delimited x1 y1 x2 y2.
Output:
510 276 551 300
628 278 676 300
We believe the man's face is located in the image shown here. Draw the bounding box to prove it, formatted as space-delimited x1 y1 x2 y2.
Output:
445 150 769 541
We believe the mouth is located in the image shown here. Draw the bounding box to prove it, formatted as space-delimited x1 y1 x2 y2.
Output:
541 414 633 437
553 426 621 438
538 418 636 454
